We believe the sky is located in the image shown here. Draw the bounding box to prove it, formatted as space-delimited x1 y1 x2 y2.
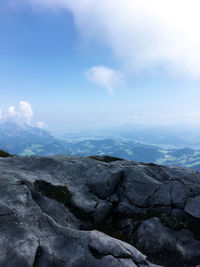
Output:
1 0 200 133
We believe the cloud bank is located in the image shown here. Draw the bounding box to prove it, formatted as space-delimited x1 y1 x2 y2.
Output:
14 0 200 78
1 101 33 125
84 66 123 94
0 101 46 128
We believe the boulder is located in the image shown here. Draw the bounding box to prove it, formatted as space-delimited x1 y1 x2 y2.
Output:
134 217 200 260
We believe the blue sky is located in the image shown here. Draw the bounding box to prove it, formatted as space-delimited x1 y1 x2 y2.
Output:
1 0 200 132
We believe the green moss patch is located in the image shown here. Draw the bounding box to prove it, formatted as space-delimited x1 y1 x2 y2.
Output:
132 210 188 231
160 213 188 230
34 180 71 207
131 209 200 238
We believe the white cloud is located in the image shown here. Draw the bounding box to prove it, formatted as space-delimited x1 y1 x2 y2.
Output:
18 101 34 125
7 106 16 117
19 0 200 78
0 102 49 128
36 121 48 129
84 65 123 94
0 101 34 125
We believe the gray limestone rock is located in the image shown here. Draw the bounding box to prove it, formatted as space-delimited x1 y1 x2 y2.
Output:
0 156 159 267
134 217 200 260
185 195 200 218
1 155 200 266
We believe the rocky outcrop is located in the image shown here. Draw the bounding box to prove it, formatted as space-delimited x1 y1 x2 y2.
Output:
0 155 200 266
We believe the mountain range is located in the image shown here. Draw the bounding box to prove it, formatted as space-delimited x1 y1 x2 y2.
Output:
1 122 200 171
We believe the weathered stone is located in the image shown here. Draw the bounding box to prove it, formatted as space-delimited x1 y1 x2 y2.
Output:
134 217 200 260
185 195 200 218
1 155 200 266
0 156 160 267
120 167 162 207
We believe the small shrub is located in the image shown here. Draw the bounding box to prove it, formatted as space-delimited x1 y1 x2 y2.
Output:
131 210 188 231
0 149 12 158
160 213 188 230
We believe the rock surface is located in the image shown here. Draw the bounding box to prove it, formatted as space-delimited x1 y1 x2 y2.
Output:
185 195 200 218
0 155 200 266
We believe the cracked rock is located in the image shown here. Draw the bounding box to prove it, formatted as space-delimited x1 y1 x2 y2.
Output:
1 155 200 266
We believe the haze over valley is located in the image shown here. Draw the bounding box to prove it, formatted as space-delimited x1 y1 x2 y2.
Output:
1 121 200 172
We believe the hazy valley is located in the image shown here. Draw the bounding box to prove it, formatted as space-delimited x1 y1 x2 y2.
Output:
1 122 200 172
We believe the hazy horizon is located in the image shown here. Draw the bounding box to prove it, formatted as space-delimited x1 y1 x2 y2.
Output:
1 0 200 133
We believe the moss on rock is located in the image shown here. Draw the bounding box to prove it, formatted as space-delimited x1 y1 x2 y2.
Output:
131 209 200 238
34 180 71 207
